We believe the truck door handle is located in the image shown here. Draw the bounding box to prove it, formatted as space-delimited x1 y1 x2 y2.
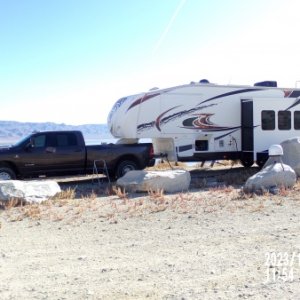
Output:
74 149 83 152
45 147 56 153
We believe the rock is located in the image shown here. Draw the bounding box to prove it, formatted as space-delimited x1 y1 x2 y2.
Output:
0 180 61 204
280 137 300 176
244 162 296 193
116 169 191 193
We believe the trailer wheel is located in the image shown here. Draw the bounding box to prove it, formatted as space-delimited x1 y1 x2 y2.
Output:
256 160 265 169
115 160 138 179
240 159 254 168
0 167 16 180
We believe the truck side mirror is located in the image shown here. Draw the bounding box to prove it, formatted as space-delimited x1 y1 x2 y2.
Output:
25 138 34 150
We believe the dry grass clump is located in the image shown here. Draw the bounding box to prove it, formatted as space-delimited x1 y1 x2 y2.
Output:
291 180 300 199
0 198 22 210
2 167 300 225
53 187 76 200
112 186 127 199
193 159 238 168
148 160 188 171
218 170 252 186
1 187 101 223
148 188 164 200
105 185 248 217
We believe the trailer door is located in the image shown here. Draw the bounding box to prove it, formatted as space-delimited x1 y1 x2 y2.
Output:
241 99 254 166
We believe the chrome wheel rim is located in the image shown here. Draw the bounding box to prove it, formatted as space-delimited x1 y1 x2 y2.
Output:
0 172 12 180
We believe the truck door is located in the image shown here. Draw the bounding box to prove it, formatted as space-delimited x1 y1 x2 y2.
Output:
45 132 86 174
18 133 52 175
241 99 254 166
19 132 85 176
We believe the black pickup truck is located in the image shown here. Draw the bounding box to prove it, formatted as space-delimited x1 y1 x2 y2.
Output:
0 130 155 180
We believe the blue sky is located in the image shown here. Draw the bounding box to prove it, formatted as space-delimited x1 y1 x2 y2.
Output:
0 0 299 125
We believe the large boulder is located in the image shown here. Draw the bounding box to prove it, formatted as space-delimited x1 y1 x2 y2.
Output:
280 137 300 176
0 180 61 204
116 169 191 193
244 162 296 193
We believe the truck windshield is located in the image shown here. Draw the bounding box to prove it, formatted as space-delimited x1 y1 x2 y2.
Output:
13 135 30 147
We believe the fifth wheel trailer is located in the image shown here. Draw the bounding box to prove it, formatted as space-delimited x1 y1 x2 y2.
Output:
107 80 300 167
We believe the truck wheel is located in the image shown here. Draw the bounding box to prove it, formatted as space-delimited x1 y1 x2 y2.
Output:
0 167 16 180
115 160 138 179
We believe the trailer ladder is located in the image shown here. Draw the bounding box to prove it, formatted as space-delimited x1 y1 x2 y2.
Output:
93 159 111 186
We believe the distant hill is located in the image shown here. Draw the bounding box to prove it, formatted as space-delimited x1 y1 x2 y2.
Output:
0 121 113 144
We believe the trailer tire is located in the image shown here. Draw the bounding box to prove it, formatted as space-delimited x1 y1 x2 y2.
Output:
240 159 254 168
256 160 265 169
115 160 139 179
0 167 16 180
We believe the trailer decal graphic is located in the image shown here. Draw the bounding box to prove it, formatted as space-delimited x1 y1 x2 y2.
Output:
108 97 128 123
284 98 300 111
182 123 241 132
137 103 217 133
284 90 293 97
127 93 160 111
214 128 241 140
157 104 218 131
181 113 230 130
137 121 156 132
178 145 193 152
155 106 181 131
288 90 300 98
214 124 259 140
198 88 261 105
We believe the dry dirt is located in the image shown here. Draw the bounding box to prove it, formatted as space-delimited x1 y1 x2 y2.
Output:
1 165 300 299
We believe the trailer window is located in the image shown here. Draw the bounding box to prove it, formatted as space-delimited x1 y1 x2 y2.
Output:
294 111 300 129
278 111 291 130
261 110 275 130
195 140 208 151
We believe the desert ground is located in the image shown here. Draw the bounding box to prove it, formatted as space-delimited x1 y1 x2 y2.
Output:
1 164 300 300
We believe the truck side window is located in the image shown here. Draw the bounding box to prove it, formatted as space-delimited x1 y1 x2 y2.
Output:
278 111 291 130
56 133 77 147
32 135 46 148
261 110 275 130
294 111 300 129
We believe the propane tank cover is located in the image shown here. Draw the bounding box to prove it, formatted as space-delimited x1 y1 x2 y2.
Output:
268 144 283 156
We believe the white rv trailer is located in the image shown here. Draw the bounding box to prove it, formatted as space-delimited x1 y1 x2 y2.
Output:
107 80 300 167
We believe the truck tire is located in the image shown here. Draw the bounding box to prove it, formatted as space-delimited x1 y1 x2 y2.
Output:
0 167 16 180
115 160 138 179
